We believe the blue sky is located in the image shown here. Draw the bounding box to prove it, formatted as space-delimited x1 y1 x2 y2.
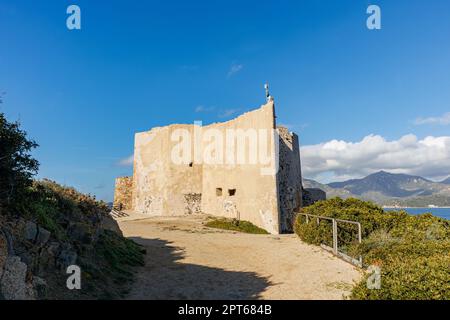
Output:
1 0 450 200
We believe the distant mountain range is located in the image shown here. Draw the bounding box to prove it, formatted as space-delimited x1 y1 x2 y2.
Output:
303 171 450 207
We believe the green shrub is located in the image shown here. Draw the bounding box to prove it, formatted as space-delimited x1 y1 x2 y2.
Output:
95 230 146 271
13 179 110 240
205 218 269 234
294 197 450 300
294 198 405 253
351 254 450 300
0 112 39 208
89 230 145 288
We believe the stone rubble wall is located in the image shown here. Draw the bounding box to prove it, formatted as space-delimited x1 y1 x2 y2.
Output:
184 193 202 215
113 176 133 210
0 218 78 300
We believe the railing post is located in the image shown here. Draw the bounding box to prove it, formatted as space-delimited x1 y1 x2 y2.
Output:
357 223 362 244
297 213 363 268
357 222 363 266
332 219 338 255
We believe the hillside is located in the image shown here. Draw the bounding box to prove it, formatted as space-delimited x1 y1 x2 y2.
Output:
0 111 145 299
303 178 356 199
0 180 146 300
304 171 450 207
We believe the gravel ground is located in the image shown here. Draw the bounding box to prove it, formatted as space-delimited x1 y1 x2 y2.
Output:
116 214 362 300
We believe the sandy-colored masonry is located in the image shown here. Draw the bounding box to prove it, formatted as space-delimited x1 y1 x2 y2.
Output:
114 100 304 234
113 176 133 210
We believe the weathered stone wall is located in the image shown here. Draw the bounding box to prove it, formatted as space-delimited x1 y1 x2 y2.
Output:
132 125 203 216
129 101 280 234
123 100 308 234
200 102 280 234
113 177 133 210
277 127 303 232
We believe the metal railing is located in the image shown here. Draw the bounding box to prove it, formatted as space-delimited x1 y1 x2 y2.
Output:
299 213 363 267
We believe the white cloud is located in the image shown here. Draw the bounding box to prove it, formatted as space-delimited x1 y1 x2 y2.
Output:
118 155 133 167
195 105 240 118
227 63 243 78
195 105 215 113
414 112 450 125
301 134 450 182
195 105 242 119
218 108 240 118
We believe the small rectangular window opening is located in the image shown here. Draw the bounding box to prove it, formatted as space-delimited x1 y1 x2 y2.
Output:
216 188 223 196
228 189 236 196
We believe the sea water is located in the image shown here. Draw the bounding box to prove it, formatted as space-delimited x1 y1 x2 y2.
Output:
385 207 450 220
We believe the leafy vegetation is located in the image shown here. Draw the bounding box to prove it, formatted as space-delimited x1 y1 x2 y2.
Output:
205 217 269 234
11 178 147 299
295 198 450 300
15 179 109 239
79 230 146 299
96 230 145 272
0 112 39 208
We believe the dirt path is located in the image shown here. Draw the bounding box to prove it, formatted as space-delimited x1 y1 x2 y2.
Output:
117 214 362 300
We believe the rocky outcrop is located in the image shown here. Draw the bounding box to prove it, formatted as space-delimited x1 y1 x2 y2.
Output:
0 256 35 300
0 231 7 280
23 221 51 246
0 219 50 300
0 179 144 300
0 213 100 299
0 225 38 300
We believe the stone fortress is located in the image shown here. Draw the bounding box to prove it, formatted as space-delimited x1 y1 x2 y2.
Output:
114 86 325 234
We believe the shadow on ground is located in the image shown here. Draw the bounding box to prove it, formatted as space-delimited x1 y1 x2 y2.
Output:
127 237 271 300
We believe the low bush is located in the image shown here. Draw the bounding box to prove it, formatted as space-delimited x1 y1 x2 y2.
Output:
205 217 269 234
294 198 450 300
0 111 39 208
13 179 110 240
351 253 450 300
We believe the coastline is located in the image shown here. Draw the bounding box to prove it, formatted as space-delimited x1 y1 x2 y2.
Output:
383 206 450 209
383 206 450 220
